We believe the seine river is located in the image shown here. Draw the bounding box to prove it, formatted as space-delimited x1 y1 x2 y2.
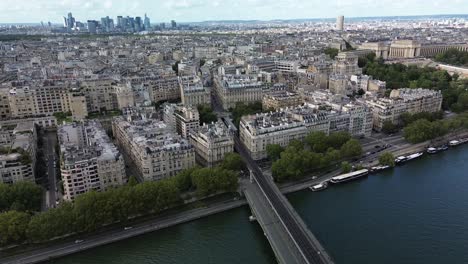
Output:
50 145 468 264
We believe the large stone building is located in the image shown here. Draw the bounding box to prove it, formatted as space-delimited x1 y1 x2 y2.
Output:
366 88 443 131
79 79 118 113
0 122 37 184
332 52 362 76
130 76 180 104
389 40 422 59
214 74 269 110
58 121 126 201
112 116 196 181
189 121 234 167
358 42 389 59
262 90 303 111
174 105 200 139
6 80 88 120
360 41 468 59
179 76 211 107
239 103 372 160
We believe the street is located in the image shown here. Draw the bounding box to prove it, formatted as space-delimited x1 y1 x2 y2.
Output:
44 131 58 208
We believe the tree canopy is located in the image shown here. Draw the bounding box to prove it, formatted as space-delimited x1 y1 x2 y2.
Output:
0 182 42 213
435 49 468 67
379 152 395 167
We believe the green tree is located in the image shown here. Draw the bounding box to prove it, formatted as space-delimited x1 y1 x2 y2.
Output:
341 161 352 173
327 131 351 149
0 211 30 246
266 144 284 161
172 168 196 192
305 131 328 153
221 153 245 171
26 202 75 242
197 105 218 125
379 152 395 167
340 139 362 158
191 168 238 197
382 121 399 134
403 119 437 143
0 181 43 212
230 102 263 127
128 176 138 187
288 139 304 151
324 48 339 59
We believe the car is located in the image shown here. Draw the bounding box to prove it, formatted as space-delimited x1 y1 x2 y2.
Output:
312 176 317 179
374 145 380 148
124 226 133 230
74 239 84 244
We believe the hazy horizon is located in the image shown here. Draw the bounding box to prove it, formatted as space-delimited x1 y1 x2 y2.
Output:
0 0 467 24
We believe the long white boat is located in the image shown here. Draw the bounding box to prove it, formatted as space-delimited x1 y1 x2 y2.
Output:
370 165 390 172
405 152 423 161
330 169 369 184
395 156 407 164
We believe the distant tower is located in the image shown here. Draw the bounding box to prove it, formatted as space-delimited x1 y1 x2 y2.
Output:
144 13 151 30
336 15 344 31
171 20 177 28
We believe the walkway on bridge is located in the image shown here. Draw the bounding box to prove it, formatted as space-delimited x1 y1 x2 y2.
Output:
243 179 308 264
233 134 334 264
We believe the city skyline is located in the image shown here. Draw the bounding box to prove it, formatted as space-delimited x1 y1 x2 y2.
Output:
0 0 467 24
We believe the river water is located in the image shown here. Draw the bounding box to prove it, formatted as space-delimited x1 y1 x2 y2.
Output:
50 145 468 264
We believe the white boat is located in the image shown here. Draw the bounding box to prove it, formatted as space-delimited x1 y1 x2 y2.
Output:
330 169 369 184
395 156 407 164
405 152 423 161
427 147 437 154
309 182 328 192
449 140 461 146
371 165 390 172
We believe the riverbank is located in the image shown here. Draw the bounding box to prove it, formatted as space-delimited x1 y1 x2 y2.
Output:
3 131 468 264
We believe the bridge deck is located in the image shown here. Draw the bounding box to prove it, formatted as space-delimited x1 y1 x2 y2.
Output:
244 180 307 264
232 134 334 264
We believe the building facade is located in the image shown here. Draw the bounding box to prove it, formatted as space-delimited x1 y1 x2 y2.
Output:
240 103 372 160
112 117 196 181
366 88 443 131
189 121 234 167
58 121 126 201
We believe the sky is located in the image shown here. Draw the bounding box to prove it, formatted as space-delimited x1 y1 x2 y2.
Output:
0 0 467 23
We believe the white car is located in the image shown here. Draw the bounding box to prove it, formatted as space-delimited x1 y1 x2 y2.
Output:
74 239 84 244
124 226 133 230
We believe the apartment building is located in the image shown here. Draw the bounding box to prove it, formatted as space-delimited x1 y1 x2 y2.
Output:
366 88 443 131
179 76 211 106
58 121 126 201
7 80 87 120
332 52 362 76
0 88 11 119
189 121 234 167
262 90 303 111
240 103 372 160
80 79 119 113
174 105 200 138
0 122 37 184
113 117 195 181
132 76 180 104
214 74 269 110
